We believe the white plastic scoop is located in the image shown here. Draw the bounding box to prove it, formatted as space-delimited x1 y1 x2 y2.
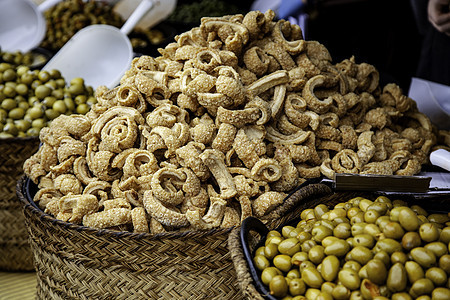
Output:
42 0 160 89
0 0 62 52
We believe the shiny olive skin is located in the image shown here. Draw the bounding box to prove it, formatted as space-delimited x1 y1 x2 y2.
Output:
348 246 373 265
253 255 270 271
324 239 350 257
353 234 375 248
261 267 282 285
279 238 302 256
274 254 293 273
270 275 289 298
320 255 340 282
409 278 435 298
301 267 323 288
308 245 325 265
398 207 420 231
339 268 361 290
375 238 402 255
332 284 351 300
405 260 425 283
391 292 412 300
387 263 407 293
432 287 450 300
439 254 450 274
420 223 441 243
365 258 388 285
289 278 306 296
425 267 448 286
425 242 448 258
383 221 405 240
321 282 335 295
402 231 422 251
411 247 437 268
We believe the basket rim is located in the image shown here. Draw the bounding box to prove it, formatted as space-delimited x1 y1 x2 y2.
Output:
16 175 235 241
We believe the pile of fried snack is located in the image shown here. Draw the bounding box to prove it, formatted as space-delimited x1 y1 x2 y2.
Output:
24 10 450 233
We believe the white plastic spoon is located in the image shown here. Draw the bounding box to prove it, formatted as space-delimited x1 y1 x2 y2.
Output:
42 0 157 89
0 0 62 52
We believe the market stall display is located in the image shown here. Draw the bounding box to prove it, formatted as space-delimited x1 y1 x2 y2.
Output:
0 0 448 298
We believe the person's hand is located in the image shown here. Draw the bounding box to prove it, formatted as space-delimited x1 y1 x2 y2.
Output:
428 0 450 35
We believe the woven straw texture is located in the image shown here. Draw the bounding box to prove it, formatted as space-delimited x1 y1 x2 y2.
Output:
0 136 39 271
228 188 450 300
16 176 328 299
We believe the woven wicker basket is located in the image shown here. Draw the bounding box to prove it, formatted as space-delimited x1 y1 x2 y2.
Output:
0 136 39 271
228 188 450 299
17 175 332 299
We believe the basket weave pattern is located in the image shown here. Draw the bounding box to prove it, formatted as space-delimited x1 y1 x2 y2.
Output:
19 175 240 299
0 137 39 271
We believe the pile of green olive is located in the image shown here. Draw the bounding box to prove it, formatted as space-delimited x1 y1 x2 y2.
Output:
253 196 450 299
0 62 96 138
41 0 123 52
1 49 34 67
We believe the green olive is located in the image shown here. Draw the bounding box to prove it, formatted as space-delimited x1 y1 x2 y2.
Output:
289 278 306 296
301 209 315 221
264 243 279 260
432 287 450 300
364 224 382 239
297 232 312 244
391 251 408 265
347 207 362 219
439 254 450 274
332 284 351 300
409 278 435 298
353 234 375 248
266 235 283 246
31 118 46 130
440 227 450 244
428 214 450 224
301 266 323 288
387 263 407 293
278 238 302 256
305 288 321 300
365 259 388 285
269 275 288 298
3 122 18 135
416 296 431 300
420 223 441 243
391 292 412 300
299 261 315 272
390 207 403 222
351 212 365 225
53 99 67 114
349 290 363 300
375 238 402 255
1 98 16 110
261 266 282 286
411 205 428 216
308 245 325 265
358 199 373 212
425 267 448 286
368 202 389 215
339 268 360 290
382 222 405 240
402 231 422 251
8 107 25 119
352 223 368 236
321 282 335 295
282 226 297 238
311 225 332 242
398 207 420 231
324 239 350 257
274 254 293 273
328 208 347 220
360 278 381 300
314 204 329 219
364 209 380 224
376 216 391 231
334 222 352 239
287 269 301 279
76 103 90 114
425 242 448 258
342 260 362 272
348 246 373 265
320 255 340 282
411 247 437 268
291 251 309 266
316 291 333 300
255 246 265 257
35 85 52 100
14 119 30 132
253 255 270 271
301 240 317 253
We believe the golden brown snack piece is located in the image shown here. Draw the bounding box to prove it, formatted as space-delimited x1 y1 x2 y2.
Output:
23 10 440 233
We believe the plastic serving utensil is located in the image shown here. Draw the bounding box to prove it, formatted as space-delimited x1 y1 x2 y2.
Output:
0 0 62 52
430 149 450 172
42 0 155 89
